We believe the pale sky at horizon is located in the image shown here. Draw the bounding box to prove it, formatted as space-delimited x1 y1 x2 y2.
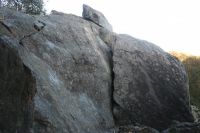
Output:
45 0 200 56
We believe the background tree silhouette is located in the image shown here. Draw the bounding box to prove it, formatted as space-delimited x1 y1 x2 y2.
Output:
171 51 200 108
0 0 45 15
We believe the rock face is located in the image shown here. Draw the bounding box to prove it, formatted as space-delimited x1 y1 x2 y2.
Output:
82 4 113 31
0 7 114 133
162 122 200 133
0 37 36 133
118 125 160 133
0 4 194 133
112 35 194 130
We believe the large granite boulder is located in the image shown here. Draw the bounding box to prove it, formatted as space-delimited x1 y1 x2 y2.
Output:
0 7 114 133
111 34 194 130
0 4 195 133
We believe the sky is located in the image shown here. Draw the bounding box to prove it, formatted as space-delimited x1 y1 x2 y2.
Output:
45 0 200 56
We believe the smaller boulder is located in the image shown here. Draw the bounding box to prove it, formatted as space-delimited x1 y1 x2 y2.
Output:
82 4 113 31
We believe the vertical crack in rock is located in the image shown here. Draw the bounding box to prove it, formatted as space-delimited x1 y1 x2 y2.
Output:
0 37 36 133
109 45 115 117
97 28 121 125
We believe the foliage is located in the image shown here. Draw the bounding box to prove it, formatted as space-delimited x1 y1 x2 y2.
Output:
183 56 200 107
0 0 45 15
170 51 200 108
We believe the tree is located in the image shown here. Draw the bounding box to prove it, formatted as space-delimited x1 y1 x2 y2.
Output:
23 0 45 15
183 57 200 108
0 0 45 15
170 51 200 109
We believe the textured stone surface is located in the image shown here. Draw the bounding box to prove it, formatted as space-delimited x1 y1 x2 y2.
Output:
0 5 195 133
0 7 114 133
0 36 36 133
162 122 200 133
82 4 113 31
112 34 194 130
119 125 160 133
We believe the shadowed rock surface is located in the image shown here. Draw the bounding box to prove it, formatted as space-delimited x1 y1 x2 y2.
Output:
112 34 194 130
0 36 36 133
161 122 200 133
118 125 160 133
0 5 195 133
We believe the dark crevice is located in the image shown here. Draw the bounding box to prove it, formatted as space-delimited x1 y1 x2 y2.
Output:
70 113 76 121
89 26 118 122
83 17 103 28
98 31 134 128
0 21 14 34
110 49 115 114
97 30 119 126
